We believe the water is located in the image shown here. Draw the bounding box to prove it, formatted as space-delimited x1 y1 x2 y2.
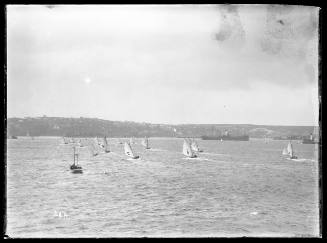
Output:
6 137 320 237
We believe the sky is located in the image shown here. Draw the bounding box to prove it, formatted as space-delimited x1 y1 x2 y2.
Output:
6 4 319 126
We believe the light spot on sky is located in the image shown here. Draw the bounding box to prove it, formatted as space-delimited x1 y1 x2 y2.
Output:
84 77 91 84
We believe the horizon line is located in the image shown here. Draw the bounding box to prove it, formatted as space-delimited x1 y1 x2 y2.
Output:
7 115 320 127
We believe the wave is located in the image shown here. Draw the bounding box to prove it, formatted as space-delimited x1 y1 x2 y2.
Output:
201 152 230 157
286 158 316 162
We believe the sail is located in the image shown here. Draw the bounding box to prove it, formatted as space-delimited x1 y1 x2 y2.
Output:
142 137 150 149
103 137 110 152
88 139 99 156
191 139 200 152
63 137 69 144
282 148 288 155
183 139 196 158
287 141 296 158
124 142 137 158
130 137 135 144
287 142 293 156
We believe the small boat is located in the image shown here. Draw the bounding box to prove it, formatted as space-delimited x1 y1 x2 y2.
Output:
63 137 69 144
141 137 150 149
183 139 197 158
103 136 110 153
8 135 18 139
124 142 139 159
89 139 99 156
96 137 104 147
130 137 136 144
70 147 83 173
191 138 203 152
287 141 298 159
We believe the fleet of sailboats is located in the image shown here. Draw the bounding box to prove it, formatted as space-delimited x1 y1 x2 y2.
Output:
61 133 305 175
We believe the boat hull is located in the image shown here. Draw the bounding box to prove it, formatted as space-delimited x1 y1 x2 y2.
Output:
302 139 318 144
71 169 83 173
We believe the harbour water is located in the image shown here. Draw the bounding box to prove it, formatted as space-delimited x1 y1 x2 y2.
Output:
6 137 320 237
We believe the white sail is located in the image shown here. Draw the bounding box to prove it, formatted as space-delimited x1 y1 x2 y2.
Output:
96 137 103 147
282 148 288 155
287 142 293 156
191 139 200 152
88 139 99 156
142 137 150 149
63 137 69 144
124 142 138 158
183 139 196 158
130 137 135 144
103 137 110 153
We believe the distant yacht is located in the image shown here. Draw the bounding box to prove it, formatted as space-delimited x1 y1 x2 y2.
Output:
103 136 110 153
141 137 150 149
130 137 136 144
90 139 99 156
287 141 298 159
183 139 197 158
26 132 34 140
63 137 69 144
70 147 83 173
191 138 203 152
96 137 104 148
124 142 139 159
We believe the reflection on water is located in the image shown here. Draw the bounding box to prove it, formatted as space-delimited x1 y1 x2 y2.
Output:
6 137 320 237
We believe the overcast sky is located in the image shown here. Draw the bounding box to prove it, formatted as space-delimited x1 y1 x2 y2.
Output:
7 5 319 125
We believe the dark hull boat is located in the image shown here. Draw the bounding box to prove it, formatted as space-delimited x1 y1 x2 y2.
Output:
302 138 319 144
70 164 83 173
70 147 83 173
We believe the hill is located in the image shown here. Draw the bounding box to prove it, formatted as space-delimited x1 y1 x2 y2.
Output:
6 116 318 139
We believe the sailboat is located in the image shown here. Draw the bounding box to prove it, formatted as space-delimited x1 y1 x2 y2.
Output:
103 136 110 153
282 148 288 155
183 139 197 158
124 142 139 159
89 139 99 156
70 147 83 173
141 137 150 149
191 138 203 152
96 137 103 147
287 141 298 159
63 137 69 144
78 138 84 147
130 137 136 144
